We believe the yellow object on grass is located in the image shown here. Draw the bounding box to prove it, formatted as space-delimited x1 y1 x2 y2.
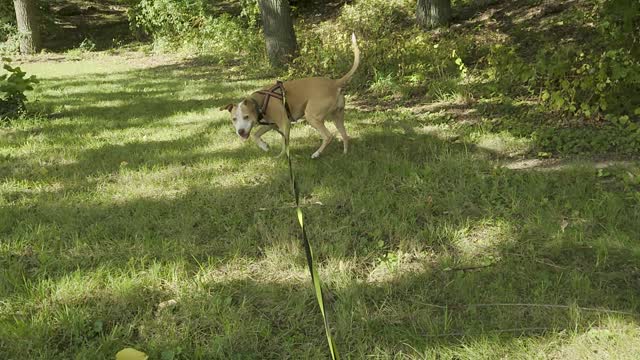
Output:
115 348 148 360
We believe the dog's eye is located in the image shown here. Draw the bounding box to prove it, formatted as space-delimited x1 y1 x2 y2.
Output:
232 117 237 122
243 115 249 120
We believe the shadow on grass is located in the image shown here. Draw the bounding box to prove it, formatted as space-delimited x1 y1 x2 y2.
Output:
3 129 640 353
454 0 599 56
1 57 639 358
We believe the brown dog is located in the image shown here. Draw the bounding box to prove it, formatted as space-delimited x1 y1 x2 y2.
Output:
221 33 360 158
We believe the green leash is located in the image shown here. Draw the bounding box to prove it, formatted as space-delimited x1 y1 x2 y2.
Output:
282 92 340 360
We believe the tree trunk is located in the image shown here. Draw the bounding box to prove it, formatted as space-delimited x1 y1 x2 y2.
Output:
13 0 40 54
258 0 298 68
416 0 451 29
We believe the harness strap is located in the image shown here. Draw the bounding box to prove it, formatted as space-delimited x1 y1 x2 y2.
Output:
257 81 284 109
251 80 294 125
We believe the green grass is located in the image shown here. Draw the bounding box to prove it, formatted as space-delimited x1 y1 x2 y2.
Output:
1 52 640 359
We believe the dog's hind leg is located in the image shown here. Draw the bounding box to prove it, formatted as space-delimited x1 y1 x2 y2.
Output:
307 117 334 159
333 109 350 154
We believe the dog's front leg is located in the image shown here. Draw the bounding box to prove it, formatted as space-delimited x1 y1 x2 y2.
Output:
252 125 274 152
276 121 290 158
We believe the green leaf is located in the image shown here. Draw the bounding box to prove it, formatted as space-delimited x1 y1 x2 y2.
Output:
551 92 565 109
599 99 608 111
541 90 550 101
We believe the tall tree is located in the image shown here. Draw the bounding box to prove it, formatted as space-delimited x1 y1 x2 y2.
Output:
13 0 40 54
416 0 451 29
257 0 297 68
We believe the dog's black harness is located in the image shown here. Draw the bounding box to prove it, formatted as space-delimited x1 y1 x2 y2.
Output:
251 80 294 125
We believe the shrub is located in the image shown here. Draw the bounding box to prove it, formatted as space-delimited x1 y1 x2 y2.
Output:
314 0 415 87
133 0 204 40
0 58 38 120
0 0 17 53
290 0 474 98
538 47 640 119
481 0 640 125
128 0 264 62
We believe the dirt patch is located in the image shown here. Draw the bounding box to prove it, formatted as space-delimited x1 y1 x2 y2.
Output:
501 157 639 171
44 0 134 51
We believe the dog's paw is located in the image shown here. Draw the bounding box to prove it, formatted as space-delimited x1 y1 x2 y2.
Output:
258 142 269 152
311 151 321 159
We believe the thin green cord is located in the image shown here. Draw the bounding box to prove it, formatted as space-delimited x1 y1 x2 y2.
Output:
283 89 340 360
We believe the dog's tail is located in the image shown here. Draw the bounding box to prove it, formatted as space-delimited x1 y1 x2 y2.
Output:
336 33 360 87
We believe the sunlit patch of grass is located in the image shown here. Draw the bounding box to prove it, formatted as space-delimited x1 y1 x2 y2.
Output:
1 52 639 359
471 130 533 157
549 318 640 360
453 219 513 265
418 123 461 142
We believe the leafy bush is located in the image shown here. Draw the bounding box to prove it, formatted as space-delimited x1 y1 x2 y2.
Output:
238 0 261 29
0 25 19 55
534 124 640 155
480 0 640 128
538 48 640 119
133 0 204 40
482 44 536 96
128 0 264 62
290 0 474 99
599 0 640 55
0 0 17 53
0 0 15 30
295 0 415 88
0 58 38 120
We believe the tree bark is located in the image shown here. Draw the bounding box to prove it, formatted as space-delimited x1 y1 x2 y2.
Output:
416 0 451 29
13 0 40 54
257 0 298 68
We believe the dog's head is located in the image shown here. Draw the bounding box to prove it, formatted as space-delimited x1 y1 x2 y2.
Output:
220 99 259 141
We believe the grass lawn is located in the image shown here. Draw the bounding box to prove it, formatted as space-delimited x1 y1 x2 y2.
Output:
1 53 640 359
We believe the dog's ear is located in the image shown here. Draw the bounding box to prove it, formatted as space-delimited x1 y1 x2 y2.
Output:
242 98 258 115
220 103 234 112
